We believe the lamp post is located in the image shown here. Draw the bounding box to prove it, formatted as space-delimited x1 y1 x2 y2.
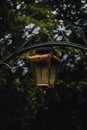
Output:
1 41 87 93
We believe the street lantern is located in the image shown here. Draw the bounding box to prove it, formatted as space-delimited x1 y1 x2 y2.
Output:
27 47 62 89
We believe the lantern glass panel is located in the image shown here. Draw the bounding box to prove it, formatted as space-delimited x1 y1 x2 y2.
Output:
33 63 42 84
49 63 58 85
33 61 49 85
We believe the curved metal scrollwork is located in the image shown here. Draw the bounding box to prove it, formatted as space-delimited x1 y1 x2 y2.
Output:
0 41 87 66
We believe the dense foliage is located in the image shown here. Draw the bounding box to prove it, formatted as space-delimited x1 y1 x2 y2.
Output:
0 0 87 130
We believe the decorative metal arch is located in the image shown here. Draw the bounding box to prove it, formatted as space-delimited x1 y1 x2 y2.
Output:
1 41 87 66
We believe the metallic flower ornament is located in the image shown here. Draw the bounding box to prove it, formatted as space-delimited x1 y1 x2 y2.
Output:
54 20 72 41
23 23 40 41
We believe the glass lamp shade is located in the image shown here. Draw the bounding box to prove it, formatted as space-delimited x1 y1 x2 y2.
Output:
27 53 61 88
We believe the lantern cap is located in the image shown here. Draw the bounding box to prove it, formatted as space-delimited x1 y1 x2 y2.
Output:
27 53 62 63
36 47 53 54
